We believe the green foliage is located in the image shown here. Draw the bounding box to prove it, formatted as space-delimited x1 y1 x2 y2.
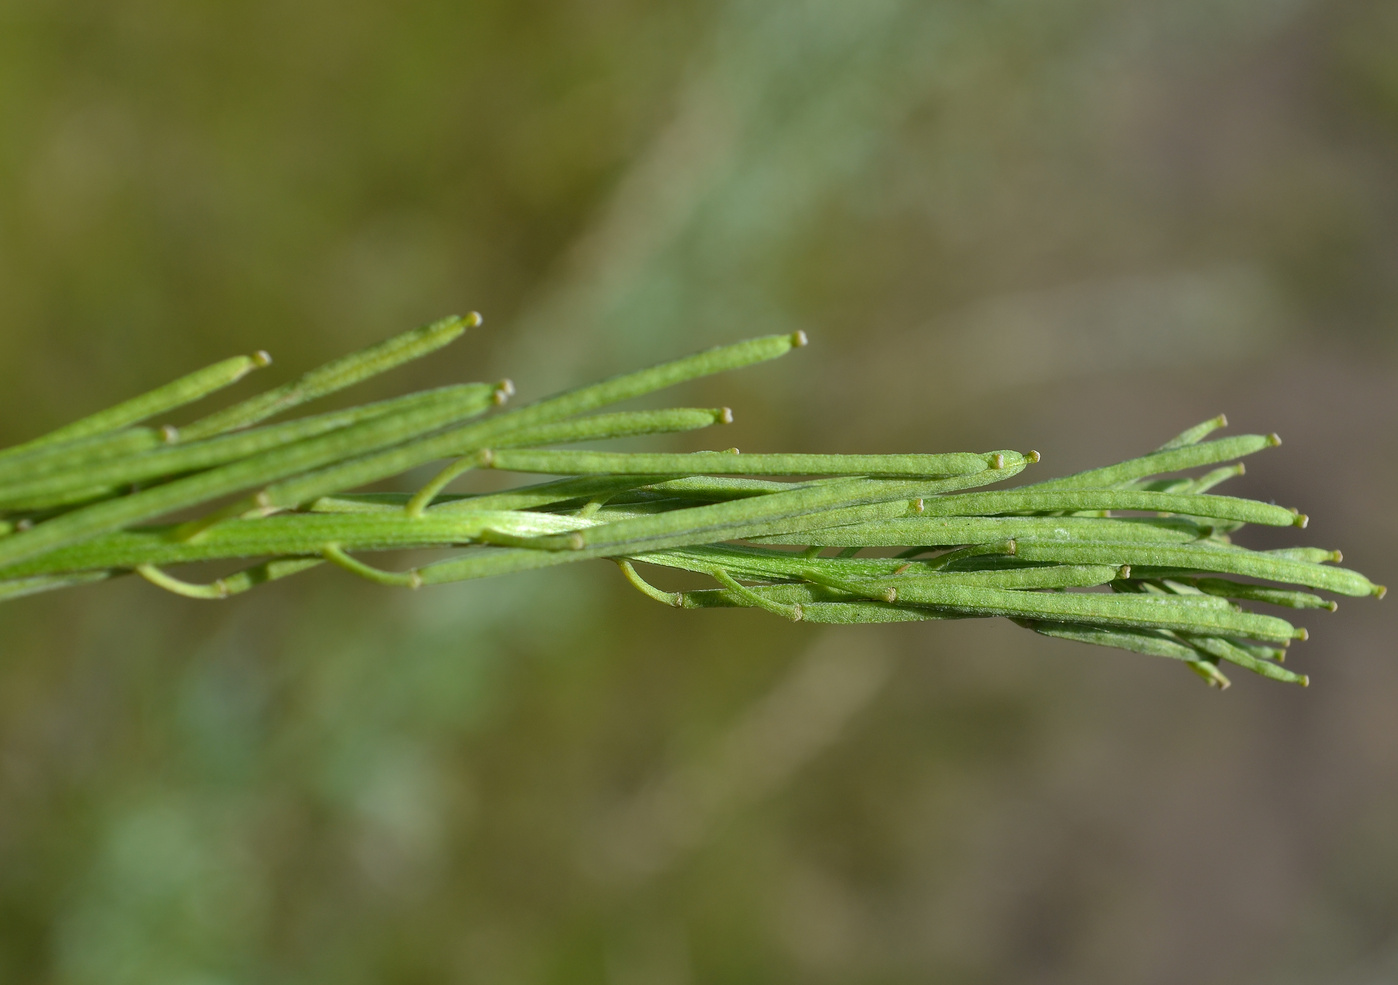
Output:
0 321 1382 689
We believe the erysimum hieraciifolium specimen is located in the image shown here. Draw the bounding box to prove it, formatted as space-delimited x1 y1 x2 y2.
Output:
0 317 1384 689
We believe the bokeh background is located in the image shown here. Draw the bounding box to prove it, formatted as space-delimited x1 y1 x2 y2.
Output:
1 1 1396 982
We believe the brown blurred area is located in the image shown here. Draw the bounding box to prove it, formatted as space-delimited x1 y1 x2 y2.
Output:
1 1 1395 982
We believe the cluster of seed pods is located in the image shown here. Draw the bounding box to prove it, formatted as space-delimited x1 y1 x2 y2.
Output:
0 319 1383 687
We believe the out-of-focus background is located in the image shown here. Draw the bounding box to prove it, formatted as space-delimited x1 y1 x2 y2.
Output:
0 1 1395 981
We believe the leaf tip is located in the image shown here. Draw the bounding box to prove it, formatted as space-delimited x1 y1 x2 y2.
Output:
252 350 274 368
790 330 809 348
1267 432 1283 447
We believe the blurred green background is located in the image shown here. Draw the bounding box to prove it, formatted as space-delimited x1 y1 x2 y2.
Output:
1 1 1396 981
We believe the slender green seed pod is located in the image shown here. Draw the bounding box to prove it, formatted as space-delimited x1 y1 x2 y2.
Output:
1156 415 1229 451
1219 638 1288 663
749 515 1210 547
917 487 1301 527
642 475 821 497
1183 463 1247 494
1265 547 1341 564
181 314 475 439
1030 434 1276 490
893 565 1125 592
306 493 436 513
871 584 1296 639
491 408 731 448
1185 577 1337 610
0 354 266 458
482 449 1028 478
1011 541 1377 597
472 332 806 439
